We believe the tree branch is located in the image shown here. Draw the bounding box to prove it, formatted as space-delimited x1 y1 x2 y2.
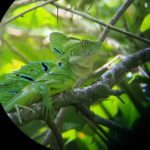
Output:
99 0 134 42
102 48 150 87
41 108 69 146
8 47 150 124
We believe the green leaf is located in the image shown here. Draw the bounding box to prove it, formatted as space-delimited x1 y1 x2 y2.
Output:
90 96 120 119
118 94 140 128
140 13 150 32
62 129 78 144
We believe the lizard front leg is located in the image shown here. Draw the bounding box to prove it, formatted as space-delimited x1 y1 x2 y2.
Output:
40 85 64 150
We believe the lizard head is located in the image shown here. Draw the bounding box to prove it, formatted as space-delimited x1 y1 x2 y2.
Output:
69 39 100 56
50 32 100 57
50 32 101 79
65 38 100 79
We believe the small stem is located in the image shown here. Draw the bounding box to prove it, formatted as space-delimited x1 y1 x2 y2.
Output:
76 105 128 131
93 54 123 76
2 38 30 63
99 0 134 42
76 105 116 149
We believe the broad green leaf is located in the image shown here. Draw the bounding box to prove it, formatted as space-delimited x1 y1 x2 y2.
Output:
140 13 150 32
118 94 140 128
90 96 120 119
62 129 78 144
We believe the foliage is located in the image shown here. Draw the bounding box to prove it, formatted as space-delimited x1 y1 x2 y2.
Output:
0 0 150 149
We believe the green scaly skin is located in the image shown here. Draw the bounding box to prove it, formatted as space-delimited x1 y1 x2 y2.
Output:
0 32 100 113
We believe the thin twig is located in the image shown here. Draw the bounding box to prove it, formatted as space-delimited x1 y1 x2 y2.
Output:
2 38 30 63
93 54 124 76
0 0 58 27
76 105 128 131
78 111 118 149
77 110 113 149
99 0 134 42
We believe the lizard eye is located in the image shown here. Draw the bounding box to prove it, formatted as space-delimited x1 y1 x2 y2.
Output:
82 40 89 46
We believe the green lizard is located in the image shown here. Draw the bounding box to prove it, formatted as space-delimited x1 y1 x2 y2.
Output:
0 32 100 116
